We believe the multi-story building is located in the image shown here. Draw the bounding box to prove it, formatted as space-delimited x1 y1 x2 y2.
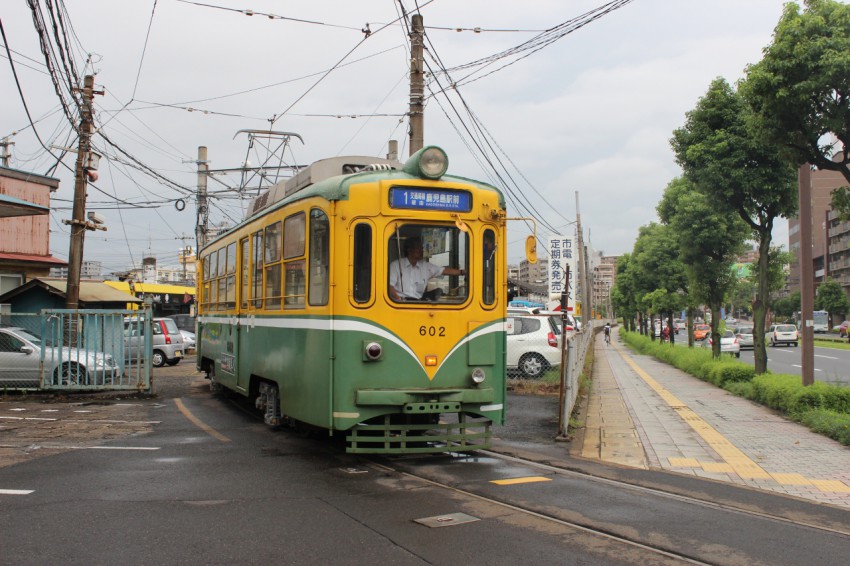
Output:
591 253 618 318
50 260 102 280
788 166 849 301
518 257 549 287
826 211 850 294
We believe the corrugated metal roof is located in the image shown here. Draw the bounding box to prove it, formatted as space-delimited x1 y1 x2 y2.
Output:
0 278 142 304
40 278 143 303
0 252 67 265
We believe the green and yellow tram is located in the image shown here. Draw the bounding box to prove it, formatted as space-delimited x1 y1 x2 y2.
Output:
196 146 507 453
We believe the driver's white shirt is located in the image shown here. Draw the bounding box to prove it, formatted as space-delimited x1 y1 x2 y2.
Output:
389 257 445 299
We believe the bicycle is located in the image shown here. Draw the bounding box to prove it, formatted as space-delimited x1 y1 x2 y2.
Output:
604 331 611 345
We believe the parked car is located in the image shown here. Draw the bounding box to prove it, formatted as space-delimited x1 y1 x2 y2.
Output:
734 326 754 350
702 329 741 357
0 326 120 387
124 317 185 367
693 324 711 341
506 314 561 378
768 324 798 347
180 330 196 352
168 314 196 333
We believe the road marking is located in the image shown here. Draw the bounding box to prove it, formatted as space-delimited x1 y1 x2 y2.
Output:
175 398 230 443
0 489 33 495
792 365 822 372
814 354 839 360
490 476 552 486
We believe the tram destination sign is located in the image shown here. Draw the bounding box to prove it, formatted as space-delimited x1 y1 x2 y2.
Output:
389 187 472 212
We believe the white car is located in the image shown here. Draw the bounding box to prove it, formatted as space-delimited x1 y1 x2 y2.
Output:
0 326 120 388
703 329 741 357
769 324 799 347
180 330 196 352
506 315 562 378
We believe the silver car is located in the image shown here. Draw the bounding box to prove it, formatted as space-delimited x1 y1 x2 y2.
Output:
124 317 185 367
734 326 754 350
0 326 120 388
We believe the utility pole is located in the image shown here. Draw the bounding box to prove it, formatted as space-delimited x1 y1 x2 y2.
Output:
195 146 209 255
799 164 814 386
408 14 425 156
575 191 588 329
65 75 103 310
0 136 13 167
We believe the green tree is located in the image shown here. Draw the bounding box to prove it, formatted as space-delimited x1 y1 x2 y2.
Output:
630 223 689 343
671 77 797 373
610 254 638 332
815 277 850 327
747 246 793 328
741 0 850 217
657 177 748 357
772 290 801 322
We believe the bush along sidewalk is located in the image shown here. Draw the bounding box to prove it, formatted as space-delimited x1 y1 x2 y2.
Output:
621 331 850 446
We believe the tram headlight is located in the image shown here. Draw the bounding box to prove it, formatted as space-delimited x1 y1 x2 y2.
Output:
403 146 448 179
471 367 486 385
364 341 383 361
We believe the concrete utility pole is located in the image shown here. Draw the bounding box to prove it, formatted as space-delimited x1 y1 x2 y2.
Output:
575 192 588 327
195 146 209 255
799 164 814 386
0 136 13 167
65 75 103 310
408 14 425 156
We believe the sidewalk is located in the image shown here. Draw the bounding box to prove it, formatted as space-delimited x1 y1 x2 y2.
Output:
579 328 850 508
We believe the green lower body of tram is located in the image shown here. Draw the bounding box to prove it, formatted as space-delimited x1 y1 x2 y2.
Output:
197 315 506 454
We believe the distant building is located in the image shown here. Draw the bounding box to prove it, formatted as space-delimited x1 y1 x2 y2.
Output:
50 260 102 280
788 166 850 301
518 257 549 287
592 253 618 318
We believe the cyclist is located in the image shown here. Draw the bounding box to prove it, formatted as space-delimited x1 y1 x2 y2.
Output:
603 322 611 344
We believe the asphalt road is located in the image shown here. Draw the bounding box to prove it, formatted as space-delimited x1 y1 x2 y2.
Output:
2 355 850 565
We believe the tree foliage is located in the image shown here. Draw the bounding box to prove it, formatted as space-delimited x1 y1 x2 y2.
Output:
815 277 850 320
670 78 796 372
741 0 850 217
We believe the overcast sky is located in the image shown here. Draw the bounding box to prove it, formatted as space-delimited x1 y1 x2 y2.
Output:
1 0 801 273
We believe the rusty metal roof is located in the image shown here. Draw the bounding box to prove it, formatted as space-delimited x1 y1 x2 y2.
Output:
0 278 142 304
0 193 49 218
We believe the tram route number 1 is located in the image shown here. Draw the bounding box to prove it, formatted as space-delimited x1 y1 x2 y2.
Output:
420 326 446 337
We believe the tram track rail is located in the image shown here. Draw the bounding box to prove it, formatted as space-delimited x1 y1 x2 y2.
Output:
370 447 850 565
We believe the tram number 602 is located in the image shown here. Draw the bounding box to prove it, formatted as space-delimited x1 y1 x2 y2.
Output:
419 325 446 337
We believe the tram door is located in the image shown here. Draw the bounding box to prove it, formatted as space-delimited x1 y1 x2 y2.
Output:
234 236 251 392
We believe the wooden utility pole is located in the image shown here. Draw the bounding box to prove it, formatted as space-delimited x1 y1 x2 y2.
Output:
408 14 425 156
65 75 102 309
799 164 814 386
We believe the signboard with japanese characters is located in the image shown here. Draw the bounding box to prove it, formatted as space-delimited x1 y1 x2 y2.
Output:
548 235 576 312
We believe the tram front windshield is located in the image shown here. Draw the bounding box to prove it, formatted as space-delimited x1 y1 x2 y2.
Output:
388 225 468 304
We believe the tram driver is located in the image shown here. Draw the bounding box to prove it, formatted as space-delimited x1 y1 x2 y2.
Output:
389 237 465 301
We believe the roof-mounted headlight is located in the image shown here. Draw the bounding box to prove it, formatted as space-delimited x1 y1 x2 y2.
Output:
403 146 448 179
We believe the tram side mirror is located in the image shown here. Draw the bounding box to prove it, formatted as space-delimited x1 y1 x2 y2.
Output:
525 236 537 264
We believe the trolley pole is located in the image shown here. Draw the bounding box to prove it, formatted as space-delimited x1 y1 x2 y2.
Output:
408 14 425 156
65 75 102 310
195 146 209 254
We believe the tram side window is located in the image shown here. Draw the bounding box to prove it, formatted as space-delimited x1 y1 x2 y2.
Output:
217 248 227 310
264 222 282 309
308 209 329 306
208 251 218 309
225 242 237 309
483 229 496 305
353 223 372 303
201 254 212 310
240 238 249 309
252 230 263 308
283 212 306 308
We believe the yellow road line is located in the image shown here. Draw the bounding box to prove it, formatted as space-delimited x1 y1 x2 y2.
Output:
174 398 231 443
490 476 552 486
